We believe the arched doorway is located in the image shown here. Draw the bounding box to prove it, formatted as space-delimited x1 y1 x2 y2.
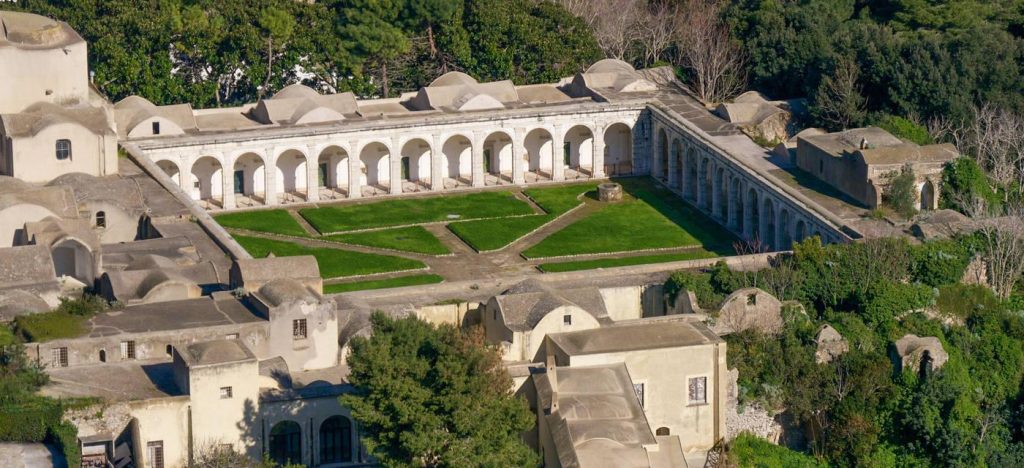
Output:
400 138 431 192
794 220 807 243
762 198 776 249
276 149 308 203
603 123 632 176
564 125 594 177
156 160 180 186
657 128 669 181
442 135 472 187
671 139 683 189
319 416 353 464
731 177 743 232
716 168 728 219
701 158 712 209
685 148 698 201
317 146 349 199
52 238 93 285
525 128 554 181
779 209 792 249
483 131 513 184
746 188 760 241
359 142 390 195
269 420 302 466
920 180 935 211
189 156 223 206
233 152 266 205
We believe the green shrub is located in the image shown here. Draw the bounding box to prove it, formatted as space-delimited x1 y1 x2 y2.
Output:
665 270 722 309
910 240 971 287
860 281 935 330
0 399 60 441
936 283 1002 319
730 433 825 467
940 157 1001 214
882 165 918 218
14 312 89 342
55 295 110 317
876 115 933 145
47 421 80 468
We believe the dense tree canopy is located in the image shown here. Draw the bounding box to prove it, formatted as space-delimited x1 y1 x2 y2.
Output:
341 313 536 467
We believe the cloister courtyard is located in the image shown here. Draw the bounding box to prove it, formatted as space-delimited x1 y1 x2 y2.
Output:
214 177 736 293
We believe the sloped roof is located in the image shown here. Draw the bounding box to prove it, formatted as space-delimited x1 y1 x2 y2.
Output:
272 84 322 100
0 11 83 49
547 317 721 356
429 71 478 87
46 172 147 215
0 289 50 322
494 280 611 332
181 339 256 367
575 59 657 94
234 256 320 284
1 102 114 137
24 216 99 251
0 176 77 216
113 96 197 136
252 91 358 125
257 278 321 308
0 244 55 286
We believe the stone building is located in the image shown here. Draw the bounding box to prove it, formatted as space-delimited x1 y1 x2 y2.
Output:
795 127 958 210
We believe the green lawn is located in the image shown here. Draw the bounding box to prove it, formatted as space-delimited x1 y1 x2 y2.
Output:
13 312 88 342
325 226 450 255
299 191 534 233
323 274 445 294
214 209 309 237
537 249 722 273
448 183 598 252
234 235 425 278
522 178 736 259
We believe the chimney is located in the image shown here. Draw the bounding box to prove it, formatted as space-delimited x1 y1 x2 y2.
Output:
860 138 869 150
546 349 559 413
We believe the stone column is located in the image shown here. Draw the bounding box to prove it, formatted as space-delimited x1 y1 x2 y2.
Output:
551 127 565 182
348 141 362 199
431 134 444 191
710 161 720 219
471 131 485 187
389 138 402 195
725 175 736 230
264 147 279 205
592 125 606 179
697 155 708 209
221 152 236 209
305 145 320 202
667 140 678 189
512 128 525 185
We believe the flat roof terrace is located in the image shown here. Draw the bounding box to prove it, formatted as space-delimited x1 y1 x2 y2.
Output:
84 294 261 338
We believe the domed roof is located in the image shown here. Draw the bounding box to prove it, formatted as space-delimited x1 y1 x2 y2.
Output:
185 340 253 366
258 278 319 307
271 84 320 100
0 11 76 47
585 58 637 75
0 175 35 194
114 95 157 110
429 71 478 88
45 172 99 188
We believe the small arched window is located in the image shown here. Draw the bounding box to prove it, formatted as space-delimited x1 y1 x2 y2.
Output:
165 344 172 356
95 211 106 228
56 139 72 161
656 427 670 436
99 349 106 363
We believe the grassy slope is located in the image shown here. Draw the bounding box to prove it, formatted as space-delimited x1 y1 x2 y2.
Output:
234 235 425 278
299 191 533 233
448 183 598 251
214 209 310 237
325 226 450 255
522 179 736 258
537 249 719 273
730 433 825 468
323 274 445 294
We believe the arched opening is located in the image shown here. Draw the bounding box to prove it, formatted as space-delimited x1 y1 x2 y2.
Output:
525 128 555 182
95 211 106 229
920 180 935 211
317 146 349 200
156 160 180 185
483 131 513 185
275 149 308 203
603 123 633 176
319 415 353 464
685 148 698 201
656 427 670 436
701 158 712 209
52 238 93 285
165 344 172 356
657 128 669 181
919 350 933 381
779 209 792 249
564 125 594 178
442 135 472 188
716 168 727 219
762 198 776 249
671 139 683 189
233 152 266 206
269 420 302 466
400 138 431 192
746 188 760 241
99 349 106 363
794 220 807 243
359 142 391 195
189 156 223 207
731 177 743 232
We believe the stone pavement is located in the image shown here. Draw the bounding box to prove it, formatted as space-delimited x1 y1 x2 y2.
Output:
0 443 65 468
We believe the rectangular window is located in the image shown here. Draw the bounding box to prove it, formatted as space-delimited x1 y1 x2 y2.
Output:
146 441 164 468
563 314 572 326
152 121 161 135
55 139 72 161
51 347 68 368
120 340 136 360
688 376 707 405
220 386 233 399
224 333 239 340
633 383 645 408
292 319 307 339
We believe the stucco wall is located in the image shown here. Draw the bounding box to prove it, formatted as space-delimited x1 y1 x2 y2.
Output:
266 300 339 371
9 122 117 182
259 394 365 466
0 41 89 112
187 359 261 457
130 397 191 468
518 306 601 362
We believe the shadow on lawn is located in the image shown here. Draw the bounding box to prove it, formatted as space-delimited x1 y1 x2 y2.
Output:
609 176 738 255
